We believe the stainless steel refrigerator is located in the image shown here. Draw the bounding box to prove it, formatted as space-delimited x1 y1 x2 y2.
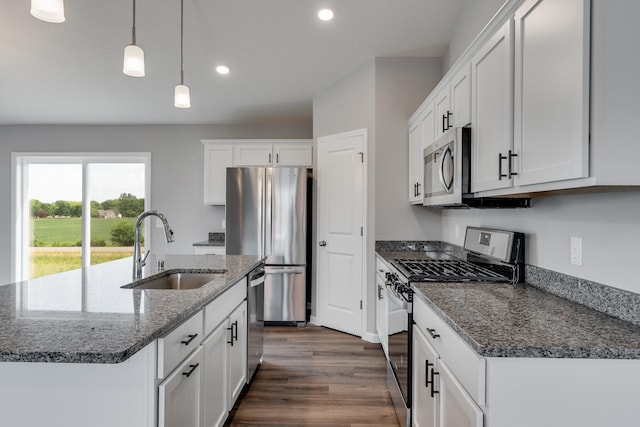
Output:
226 167 309 324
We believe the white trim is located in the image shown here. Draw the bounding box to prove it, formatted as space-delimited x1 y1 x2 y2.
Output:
361 331 380 344
10 152 151 282
308 315 320 326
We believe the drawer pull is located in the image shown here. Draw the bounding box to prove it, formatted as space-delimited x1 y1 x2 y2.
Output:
182 363 199 378
181 333 198 346
227 320 238 346
430 369 440 398
426 328 440 339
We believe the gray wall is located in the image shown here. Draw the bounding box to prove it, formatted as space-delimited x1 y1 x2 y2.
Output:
0 123 311 284
444 0 507 72
313 57 443 337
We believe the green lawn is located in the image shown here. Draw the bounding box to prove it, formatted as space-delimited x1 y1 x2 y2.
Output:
32 217 139 247
30 249 133 278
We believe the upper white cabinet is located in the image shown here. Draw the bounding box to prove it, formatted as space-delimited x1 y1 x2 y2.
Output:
434 86 451 140
408 101 436 204
513 0 589 187
202 139 313 205
471 20 515 193
204 144 233 205
450 64 471 128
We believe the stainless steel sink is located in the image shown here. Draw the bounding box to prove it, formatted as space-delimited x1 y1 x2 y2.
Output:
122 270 227 290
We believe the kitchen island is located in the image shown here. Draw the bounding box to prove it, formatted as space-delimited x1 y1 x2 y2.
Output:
0 254 263 427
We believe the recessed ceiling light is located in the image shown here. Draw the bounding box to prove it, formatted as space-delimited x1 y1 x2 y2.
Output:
318 8 334 21
216 65 230 75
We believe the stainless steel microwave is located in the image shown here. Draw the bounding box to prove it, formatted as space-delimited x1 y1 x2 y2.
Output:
423 128 530 209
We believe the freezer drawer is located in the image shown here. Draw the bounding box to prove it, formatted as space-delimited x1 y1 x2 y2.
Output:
264 266 306 323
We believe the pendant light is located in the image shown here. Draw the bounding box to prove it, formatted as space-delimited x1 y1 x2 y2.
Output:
31 0 65 23
123 0 145 77
174 0 191 108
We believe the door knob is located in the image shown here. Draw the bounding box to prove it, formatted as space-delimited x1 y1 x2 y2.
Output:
319 241 327 247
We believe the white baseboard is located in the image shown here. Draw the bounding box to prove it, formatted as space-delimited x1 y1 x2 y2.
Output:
361 330 380 343
309 315 320 326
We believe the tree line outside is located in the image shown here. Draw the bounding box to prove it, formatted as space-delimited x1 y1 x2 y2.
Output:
30 192 144 220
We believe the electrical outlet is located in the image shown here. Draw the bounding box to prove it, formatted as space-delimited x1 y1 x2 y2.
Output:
570 237 583 266
221 219 225 229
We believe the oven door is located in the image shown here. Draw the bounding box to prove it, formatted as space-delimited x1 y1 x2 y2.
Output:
423 128 463 207
386 286 410 403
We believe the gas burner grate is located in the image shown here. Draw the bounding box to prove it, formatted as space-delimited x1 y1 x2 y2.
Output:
392 259 511 282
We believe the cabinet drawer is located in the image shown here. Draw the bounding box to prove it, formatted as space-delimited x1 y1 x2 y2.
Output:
158 311 204 379
375 255 391 278
414 295 486 405
204 277 247 337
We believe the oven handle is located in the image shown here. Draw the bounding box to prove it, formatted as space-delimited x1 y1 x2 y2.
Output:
384 284 408 309
439 146 454 193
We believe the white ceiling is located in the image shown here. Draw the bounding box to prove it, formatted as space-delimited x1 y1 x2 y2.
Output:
0 0 463 125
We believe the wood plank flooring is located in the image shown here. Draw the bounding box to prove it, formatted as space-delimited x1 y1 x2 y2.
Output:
225 325 400 427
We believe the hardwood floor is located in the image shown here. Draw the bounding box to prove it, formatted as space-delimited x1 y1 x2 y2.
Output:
225 325 400 426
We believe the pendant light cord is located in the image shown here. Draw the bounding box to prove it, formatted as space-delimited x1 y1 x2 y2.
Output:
180 0 185 85
131 0 137 45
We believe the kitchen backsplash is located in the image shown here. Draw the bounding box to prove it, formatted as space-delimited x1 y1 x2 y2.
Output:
376 240 640 327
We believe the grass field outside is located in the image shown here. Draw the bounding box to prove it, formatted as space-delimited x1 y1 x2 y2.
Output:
32 217 139 247
29 217 140 278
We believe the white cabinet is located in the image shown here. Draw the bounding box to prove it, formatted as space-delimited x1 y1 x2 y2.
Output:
203 144 233 205
451 65 471 128
158 347 204 427
438 361 483 427
194 246 225 256
227 301 248 408
412 325 439 427
202 139 312 205
513 0 589 187
434 87 451 140
471 20 514 193
408 101 435 204
202 321 228 427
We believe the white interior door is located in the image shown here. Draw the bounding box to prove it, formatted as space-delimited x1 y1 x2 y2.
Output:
316 129 365 337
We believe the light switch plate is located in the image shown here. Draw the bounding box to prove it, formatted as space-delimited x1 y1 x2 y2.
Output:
570 237 583 266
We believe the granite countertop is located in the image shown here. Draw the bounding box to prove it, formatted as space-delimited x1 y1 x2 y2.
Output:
193 232 225 247
376 249 640 359
0 254 262 364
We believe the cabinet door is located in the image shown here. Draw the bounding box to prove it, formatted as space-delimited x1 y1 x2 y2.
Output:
408 119 422 204
375 274 388 357
471 20 514 193
434 87 451 140
203 144 233 205
514 0 589 186
451 65 471 128
202 321 229 427
273 144 313 167
438 360 483 427
233 145 273 166
412 325 439 427
227 301 247 409
158 347 204 427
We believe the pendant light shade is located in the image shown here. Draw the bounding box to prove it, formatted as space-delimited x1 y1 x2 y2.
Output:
174 84 191 108
123 44 145 77
31 0 65 23
123 0 145 77
174 0 191 108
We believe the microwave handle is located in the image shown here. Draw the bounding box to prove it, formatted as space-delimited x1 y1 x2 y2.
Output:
439 146 454 193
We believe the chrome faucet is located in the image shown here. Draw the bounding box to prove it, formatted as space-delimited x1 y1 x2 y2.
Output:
133 210 175 279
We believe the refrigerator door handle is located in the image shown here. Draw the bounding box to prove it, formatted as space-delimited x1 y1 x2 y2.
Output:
263 168 273 258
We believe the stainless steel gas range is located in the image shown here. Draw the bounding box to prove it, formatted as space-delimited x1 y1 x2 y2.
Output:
383 227 525 427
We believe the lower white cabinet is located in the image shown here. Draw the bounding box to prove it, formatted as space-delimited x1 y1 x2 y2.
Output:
202 321 229 427
194 246 225 255
376 274 388 357
227 301 248 408
158 347 204 427
438 361 483 427
412 325 438 427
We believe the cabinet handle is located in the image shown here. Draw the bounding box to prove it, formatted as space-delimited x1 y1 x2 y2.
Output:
425 359 434 388
446 111 453 130
276 153 279 163
426 328 440 339
227 324 234 346
269 153 272 163
182 363 199 378
377 284 383 300
442 114 447 133
508 150 518 177
181 333 198 346
498 153 508 180
232 320 238 342
416 182 421 197
430 369 440 398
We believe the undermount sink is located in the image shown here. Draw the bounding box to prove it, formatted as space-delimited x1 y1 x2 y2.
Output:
122 270 227 290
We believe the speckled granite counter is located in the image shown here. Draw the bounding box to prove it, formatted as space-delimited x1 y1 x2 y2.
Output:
193 232 225 247
377 248 640 360
0 254 262 364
